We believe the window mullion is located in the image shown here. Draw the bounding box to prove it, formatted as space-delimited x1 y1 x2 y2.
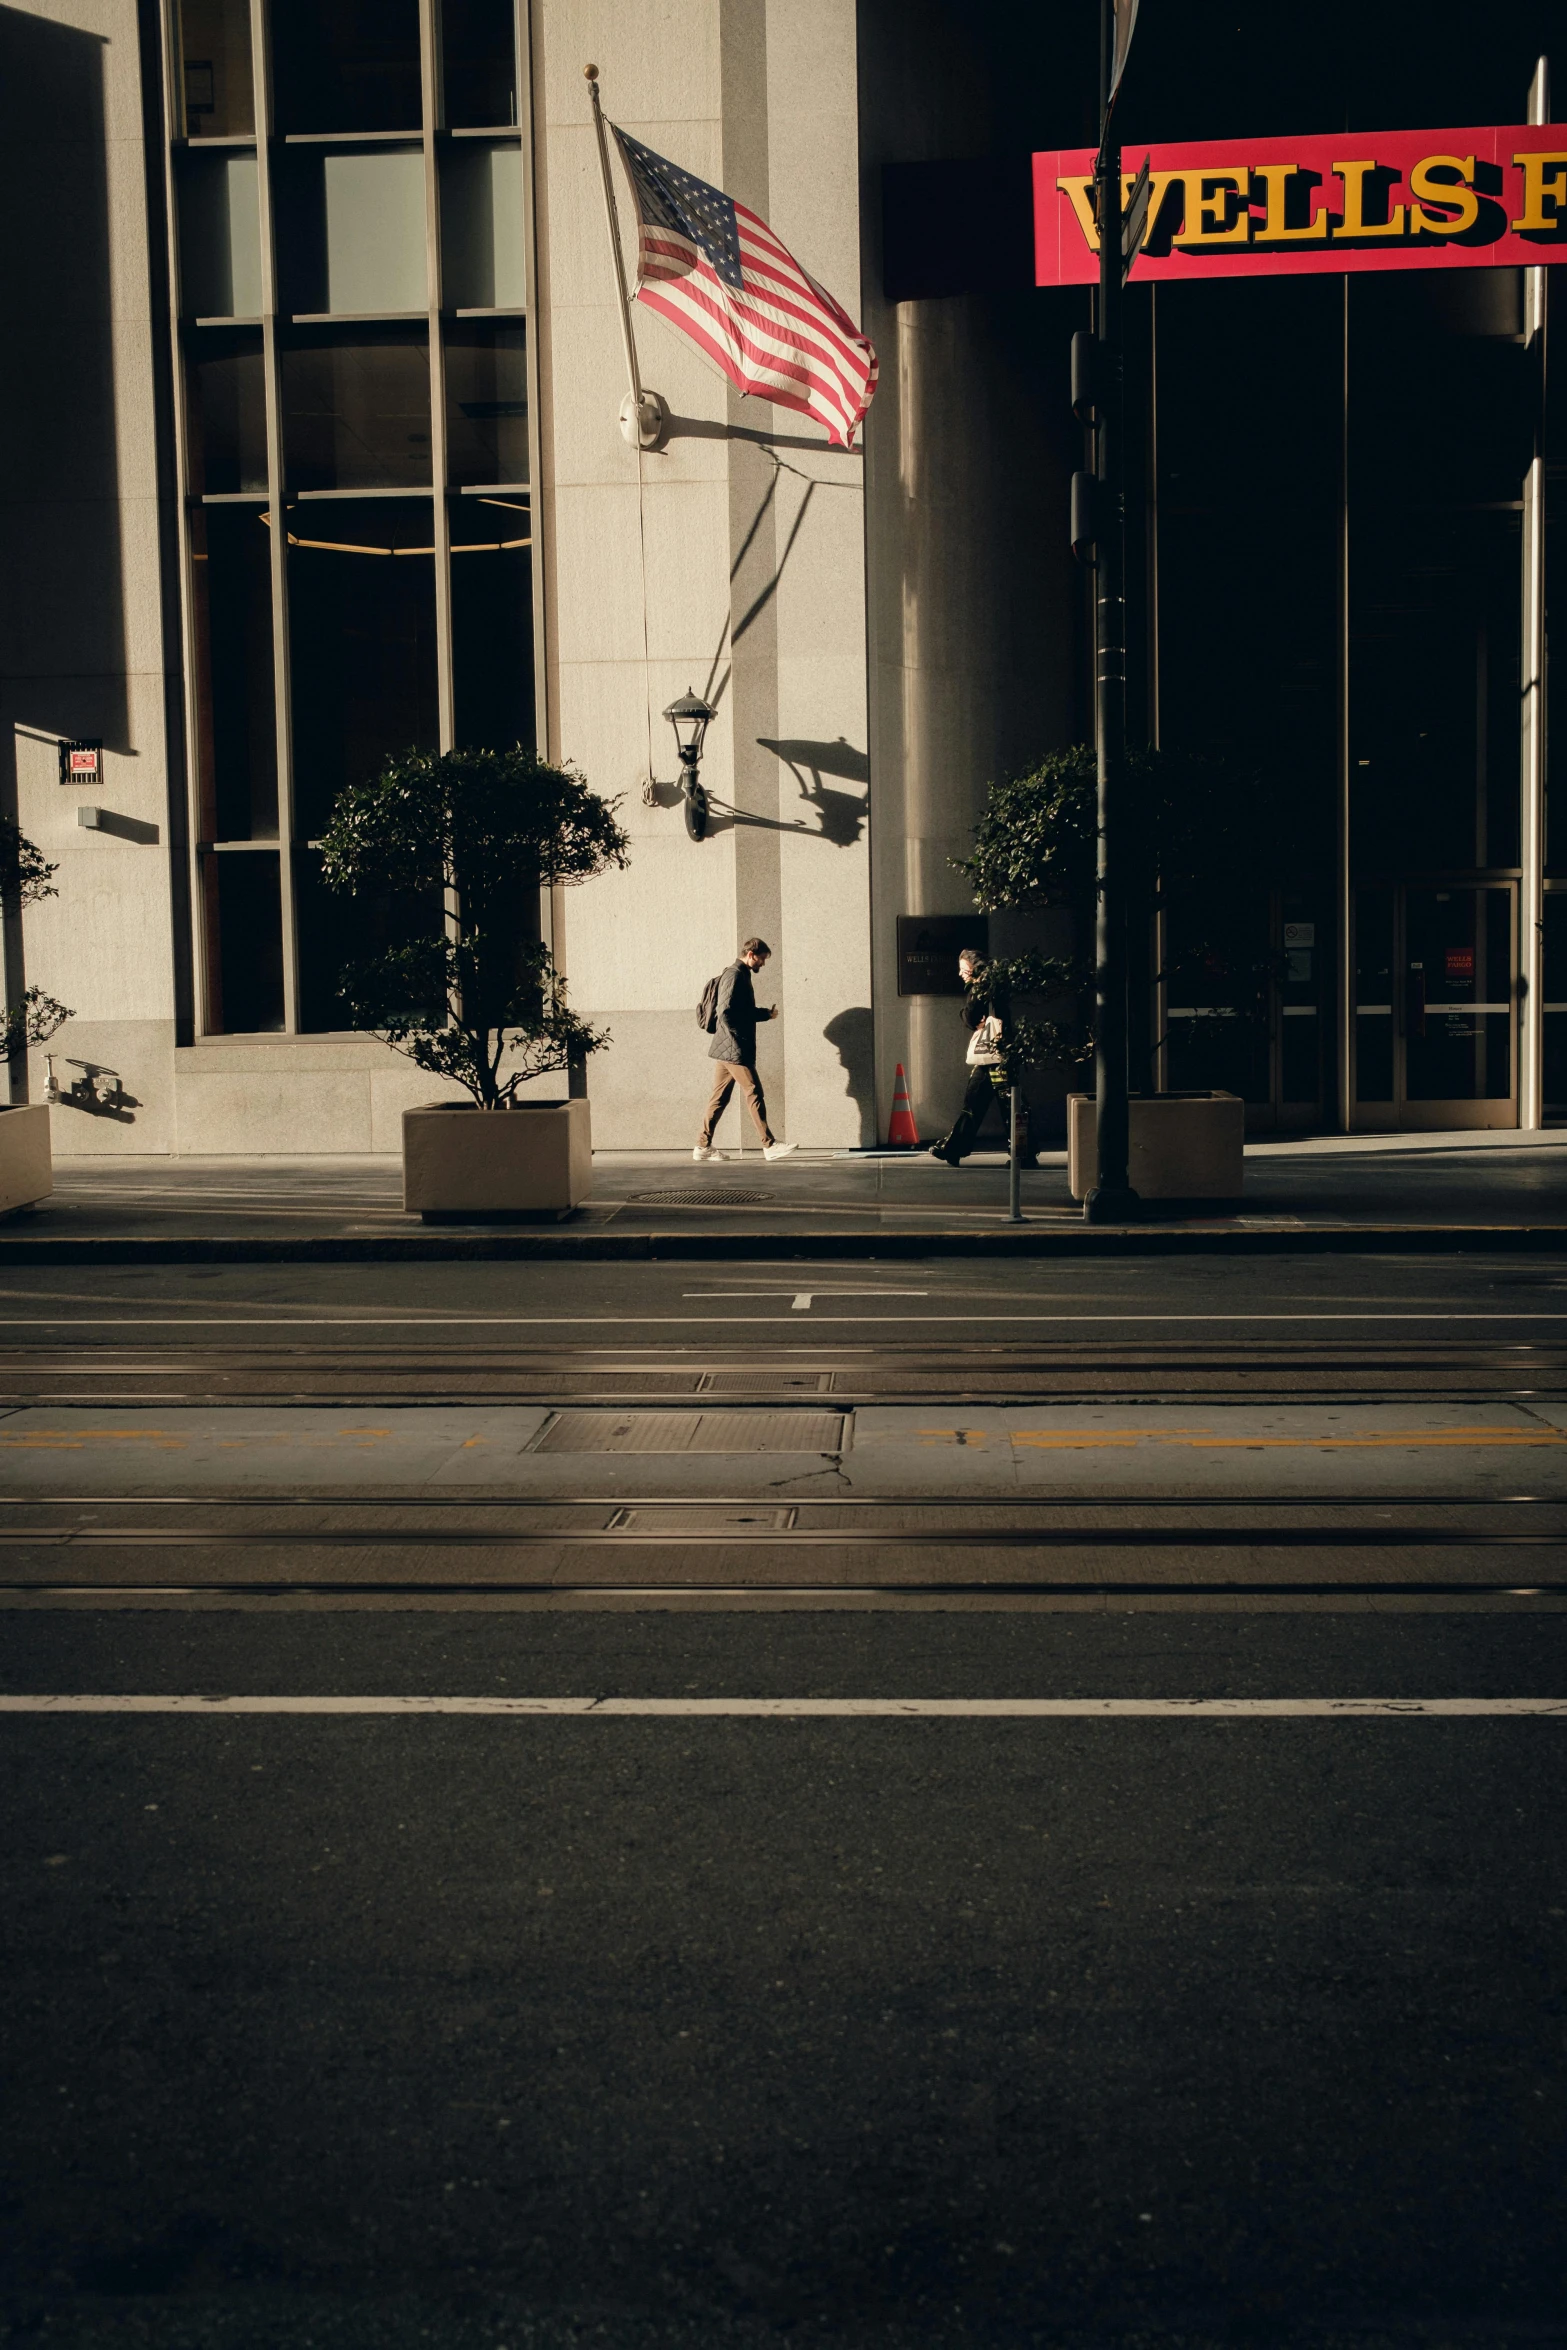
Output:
516 0 545 769
251 0 301 1033
158 2 216 1038
420 0 456 753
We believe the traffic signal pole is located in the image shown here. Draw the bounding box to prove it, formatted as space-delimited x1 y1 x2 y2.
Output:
1083 0 1139 1223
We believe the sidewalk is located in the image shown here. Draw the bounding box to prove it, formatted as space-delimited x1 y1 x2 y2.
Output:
3 1130 1566 1259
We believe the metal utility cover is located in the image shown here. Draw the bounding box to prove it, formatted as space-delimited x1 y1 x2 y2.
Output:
535 1410 848 1453
629 1187 775 1205
606 1507 799 1531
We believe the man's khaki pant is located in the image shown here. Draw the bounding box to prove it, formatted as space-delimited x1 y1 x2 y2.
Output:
701 1061 773 1147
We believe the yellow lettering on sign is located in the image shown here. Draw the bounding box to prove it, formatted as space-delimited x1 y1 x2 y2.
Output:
1058 170 1179 257
1168 169 1251 246
1409 154 1479 236
1057 175 1101 252
1512 150 1567 231
1332 159 1407 238
1251 164 1331 242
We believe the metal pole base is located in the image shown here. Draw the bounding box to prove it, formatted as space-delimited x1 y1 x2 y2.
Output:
620 389 669 450
682 780 709 841
1083 1185 1140 1224
1007 1084 1024 1223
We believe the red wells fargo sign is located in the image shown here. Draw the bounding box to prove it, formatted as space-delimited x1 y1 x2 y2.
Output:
1034 127 1567 286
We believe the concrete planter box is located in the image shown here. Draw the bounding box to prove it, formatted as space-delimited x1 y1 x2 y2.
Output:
1067 1090 1244 1204
0 1102 52 1217
403 1098 591 1220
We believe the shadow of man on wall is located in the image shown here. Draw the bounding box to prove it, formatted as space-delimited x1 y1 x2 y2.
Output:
823 1005 876 1144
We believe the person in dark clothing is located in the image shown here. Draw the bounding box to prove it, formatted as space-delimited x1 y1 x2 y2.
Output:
695 938 797 1161
929 947 1008 1164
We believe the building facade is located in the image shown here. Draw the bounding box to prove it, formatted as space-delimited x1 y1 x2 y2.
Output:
0 0 1559 1155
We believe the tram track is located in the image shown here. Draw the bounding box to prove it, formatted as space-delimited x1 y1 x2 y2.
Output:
6 1318 1567 1605
0 1495 1565 1546
5 1337 1567 1403
0 1493 1563 1606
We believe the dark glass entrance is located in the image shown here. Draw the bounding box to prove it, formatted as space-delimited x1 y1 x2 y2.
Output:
1160 887 1329 1131
1353 884 1515 1127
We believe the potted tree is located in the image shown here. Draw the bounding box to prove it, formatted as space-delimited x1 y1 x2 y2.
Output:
957 745 1298 1205
319 746 629 1218
0 817 71 1216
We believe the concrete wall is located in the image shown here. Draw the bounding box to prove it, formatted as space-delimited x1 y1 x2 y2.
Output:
2 0 183 1154
1 0 883 1159
533 0 872 1151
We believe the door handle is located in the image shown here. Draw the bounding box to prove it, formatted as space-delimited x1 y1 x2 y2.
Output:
1404 965 1426 1039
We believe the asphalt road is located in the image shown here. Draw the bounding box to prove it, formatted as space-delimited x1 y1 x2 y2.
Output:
4 1251 1565 2348
0 1247 1564 1347
4 1610 1566 2350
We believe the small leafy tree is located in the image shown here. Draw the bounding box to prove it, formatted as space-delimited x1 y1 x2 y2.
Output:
0 817 72 1076
955 744 1302 1085
319 747 630 1109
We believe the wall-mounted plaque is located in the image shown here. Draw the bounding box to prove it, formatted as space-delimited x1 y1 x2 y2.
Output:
58 739 103 786
897 914 990 996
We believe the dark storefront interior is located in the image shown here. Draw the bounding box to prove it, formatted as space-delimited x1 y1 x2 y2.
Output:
876 0 1561 1131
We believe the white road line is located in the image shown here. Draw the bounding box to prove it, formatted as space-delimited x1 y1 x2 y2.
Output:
2 1313 1567 1330
1 1695 1563 1717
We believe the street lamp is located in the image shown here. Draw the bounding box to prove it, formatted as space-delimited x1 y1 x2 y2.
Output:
663 688 715 841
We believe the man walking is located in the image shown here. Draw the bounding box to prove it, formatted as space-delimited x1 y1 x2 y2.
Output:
928 945 1007 1165
695 938 797 1162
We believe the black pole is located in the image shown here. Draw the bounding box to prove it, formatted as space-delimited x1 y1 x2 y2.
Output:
1008 1083 1023 1223
1084 0 1139 1223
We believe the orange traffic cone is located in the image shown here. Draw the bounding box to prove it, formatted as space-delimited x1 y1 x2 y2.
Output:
887 1062 919 1147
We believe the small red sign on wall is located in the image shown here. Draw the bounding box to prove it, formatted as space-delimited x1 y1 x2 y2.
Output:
1034 127 1567 288
57 738 103 786
1445 947 1475 983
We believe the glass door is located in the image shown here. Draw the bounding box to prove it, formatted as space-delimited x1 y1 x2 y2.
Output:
1353 884 1517 1128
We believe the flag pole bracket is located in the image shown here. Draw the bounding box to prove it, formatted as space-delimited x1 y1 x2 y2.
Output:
620 389 669 450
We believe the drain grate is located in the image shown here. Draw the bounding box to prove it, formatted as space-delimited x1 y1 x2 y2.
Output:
605 1506 799 1532
698 1369 836 1393
534 1409 848 1453
628 1187 776 1205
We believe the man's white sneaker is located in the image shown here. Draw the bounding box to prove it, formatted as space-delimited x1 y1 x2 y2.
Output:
693 1144 720 1161
762 1141 797 1162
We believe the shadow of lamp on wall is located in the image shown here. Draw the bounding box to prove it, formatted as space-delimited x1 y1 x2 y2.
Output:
44 1054 138 1121
757 737 869 846
640 727 872 849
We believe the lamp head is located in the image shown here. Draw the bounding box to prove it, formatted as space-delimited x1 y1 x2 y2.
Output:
663 688 715 765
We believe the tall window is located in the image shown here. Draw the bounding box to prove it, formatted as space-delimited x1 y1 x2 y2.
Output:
166 0 537 1035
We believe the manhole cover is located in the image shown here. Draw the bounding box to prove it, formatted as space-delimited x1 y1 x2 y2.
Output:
629 1187 776 1205
534 1410 848 1453
606 1507 799 1532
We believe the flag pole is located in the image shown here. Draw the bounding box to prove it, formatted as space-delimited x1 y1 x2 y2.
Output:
584 65 667 450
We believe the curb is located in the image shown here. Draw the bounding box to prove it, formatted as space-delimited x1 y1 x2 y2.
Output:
2 1224 1567 1263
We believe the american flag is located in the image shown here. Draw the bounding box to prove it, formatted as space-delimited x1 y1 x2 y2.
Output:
612 128 877 451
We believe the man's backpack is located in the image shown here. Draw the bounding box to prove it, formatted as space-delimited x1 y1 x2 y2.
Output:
697 973 722 1032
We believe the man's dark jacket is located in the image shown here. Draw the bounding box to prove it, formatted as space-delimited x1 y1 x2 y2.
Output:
710 960 762 1063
